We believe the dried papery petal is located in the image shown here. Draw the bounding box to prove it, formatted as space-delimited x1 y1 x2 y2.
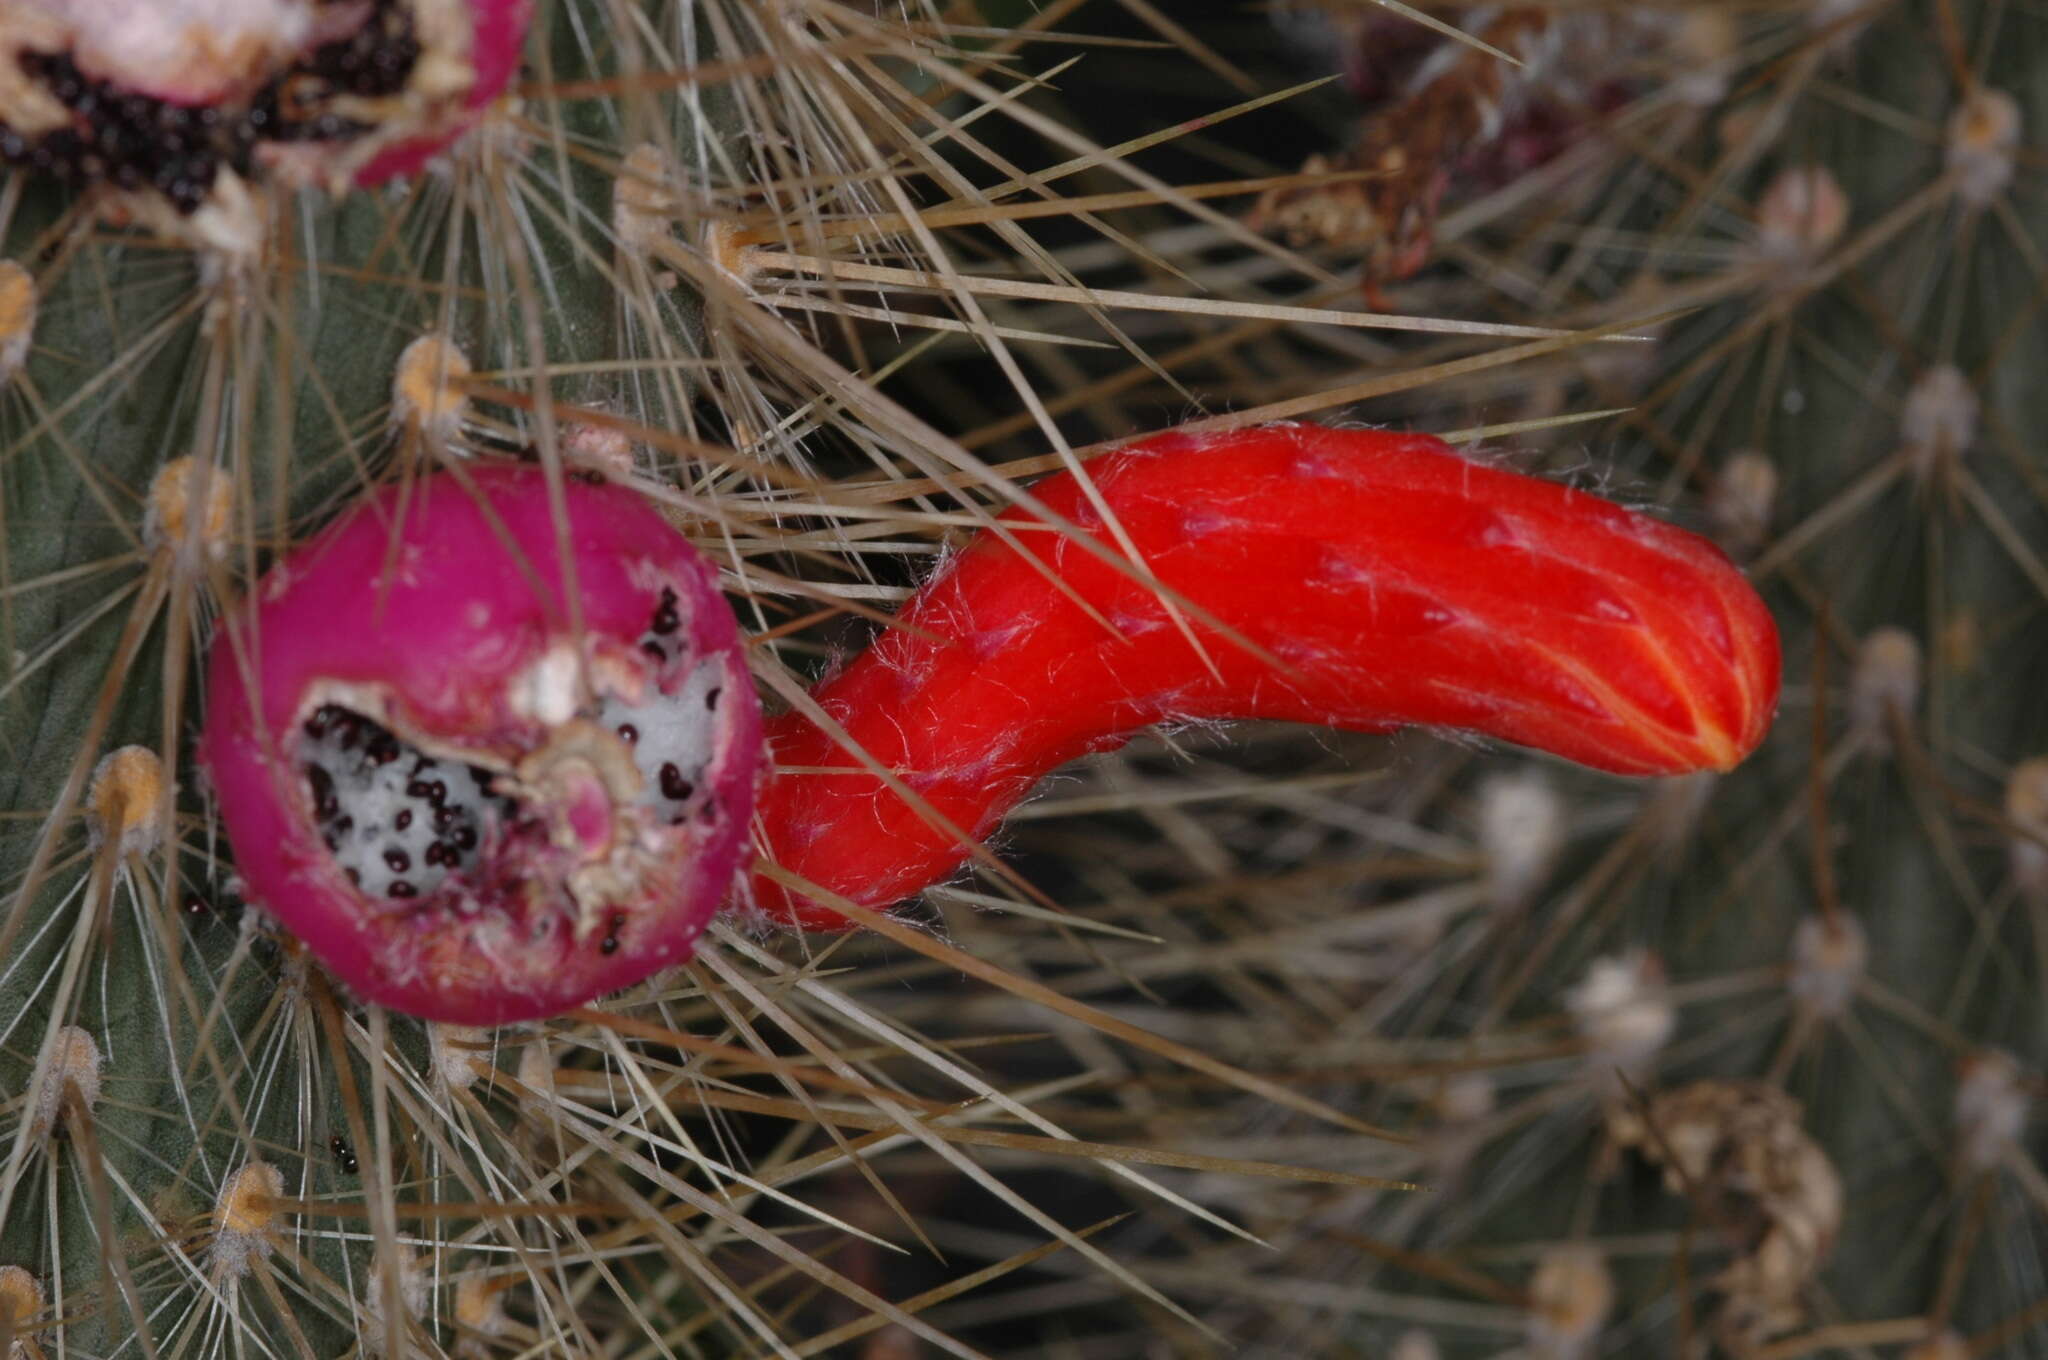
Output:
753 424 1779 928
1787 913 1865 1019
0 260 36 384
1526 1246 1612 1360
1612 1081 1840 1344
86 746 165 856
1947 86 2019 207
199 465 762 1024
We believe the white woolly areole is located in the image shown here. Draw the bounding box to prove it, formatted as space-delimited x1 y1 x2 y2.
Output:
1901 365 1977 471
1566 950 1673 1088
210 1160 284 1280
1477 768 1565 911
429 1023 492 1091
1391 1331 1439 1360
29 1025 100 1138
1850 626 1922 741
1947 87 2019 207
1526 1245 1613 1360
1955 1049 2028 1174
1788 914 1866 1019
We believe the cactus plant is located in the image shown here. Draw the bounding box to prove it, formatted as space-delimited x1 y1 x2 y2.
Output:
3 1 2045 1357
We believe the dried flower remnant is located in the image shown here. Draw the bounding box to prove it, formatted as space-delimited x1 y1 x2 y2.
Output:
0 0 535 250
199 464 762 1023
752 424 1779 929
1611 1080 1841 1346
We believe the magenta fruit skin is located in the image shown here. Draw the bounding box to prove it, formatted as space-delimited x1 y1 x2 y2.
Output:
354 0 536 185
199 465 762 1025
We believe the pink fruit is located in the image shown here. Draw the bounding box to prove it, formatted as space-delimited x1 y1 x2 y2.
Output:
200 464 761 1024
749 424 1780 930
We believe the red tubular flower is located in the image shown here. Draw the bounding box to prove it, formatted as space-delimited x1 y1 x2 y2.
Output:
750 424 1780 929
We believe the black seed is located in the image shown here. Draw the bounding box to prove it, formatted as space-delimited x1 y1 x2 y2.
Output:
652 588 681 635
384 848 411 873
617 723 639 744
307 764 338 817
706 687 722 711
388 880 416 899
641 640 666 664
454 826 478 851
395 808 413 831
423 842 444 867
660 763 693 801
345 867 362 887
428 780 447 805
304 708 334 738
406 779 432 799
433 805 457 831
324 833 340 851
336 815 354 835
